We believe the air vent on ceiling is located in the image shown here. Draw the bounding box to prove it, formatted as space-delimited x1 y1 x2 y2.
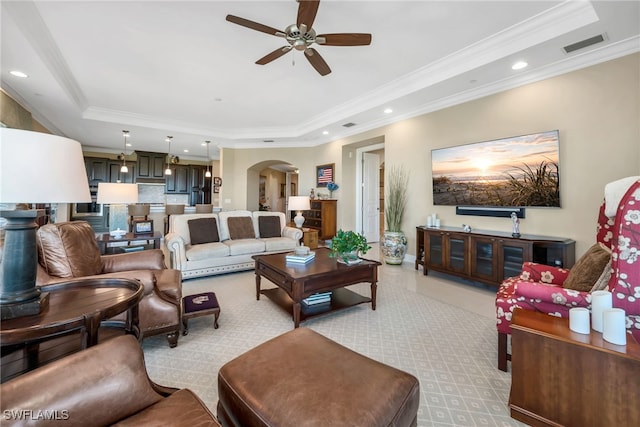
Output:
563 34 605 54
263 139 275 143
342 122 356 128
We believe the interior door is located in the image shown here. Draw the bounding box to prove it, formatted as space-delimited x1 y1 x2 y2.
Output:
362 152 380 242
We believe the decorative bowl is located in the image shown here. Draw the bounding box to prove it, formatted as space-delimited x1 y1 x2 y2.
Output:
109 229 127 239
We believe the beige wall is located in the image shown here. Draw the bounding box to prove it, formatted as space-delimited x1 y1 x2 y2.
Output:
223 53 640 258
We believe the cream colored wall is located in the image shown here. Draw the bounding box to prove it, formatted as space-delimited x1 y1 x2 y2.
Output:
223 53 640 259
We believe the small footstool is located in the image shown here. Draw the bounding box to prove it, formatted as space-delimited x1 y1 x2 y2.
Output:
217 328 420 427
182 292 220 335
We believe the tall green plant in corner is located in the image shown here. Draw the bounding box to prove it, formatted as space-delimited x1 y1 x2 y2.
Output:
382 165 409 265
385 165 408 232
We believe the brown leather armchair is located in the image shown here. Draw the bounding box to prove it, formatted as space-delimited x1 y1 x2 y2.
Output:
1 334 220 426
36 221 183 347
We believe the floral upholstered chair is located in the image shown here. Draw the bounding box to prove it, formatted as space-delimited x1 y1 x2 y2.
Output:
495 177 640 371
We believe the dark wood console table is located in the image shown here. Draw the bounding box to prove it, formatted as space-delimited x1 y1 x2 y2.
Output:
96 231 162 255
415 226 575 288
509 309 640 426
1 278 143 382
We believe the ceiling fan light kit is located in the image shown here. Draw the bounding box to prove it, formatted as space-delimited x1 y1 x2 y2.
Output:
226 0 371 76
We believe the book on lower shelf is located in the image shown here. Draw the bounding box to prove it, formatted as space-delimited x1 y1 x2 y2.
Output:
302 291 332 305
285 252 316 264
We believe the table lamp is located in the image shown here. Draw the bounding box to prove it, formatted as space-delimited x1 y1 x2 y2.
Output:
288 196 310 228
0 128 91 319
96 183 138 237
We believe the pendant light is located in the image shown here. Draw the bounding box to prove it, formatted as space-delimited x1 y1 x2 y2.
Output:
205 140 212 178
165 136 173 175
120 130 129 173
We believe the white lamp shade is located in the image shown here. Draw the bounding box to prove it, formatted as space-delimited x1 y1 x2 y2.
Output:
0 128 91 203
96 183 139 204
288 196 310 211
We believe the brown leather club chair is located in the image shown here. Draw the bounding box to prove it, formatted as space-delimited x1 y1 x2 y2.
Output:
1 335 220 426
36 221 183 347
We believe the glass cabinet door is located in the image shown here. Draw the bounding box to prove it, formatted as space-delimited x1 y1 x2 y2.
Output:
471 236 498 282
447 234 468 274
426 232 444 269
499 240 532 281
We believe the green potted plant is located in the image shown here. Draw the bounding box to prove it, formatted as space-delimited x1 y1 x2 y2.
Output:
329 229 371 265
382 165 409 264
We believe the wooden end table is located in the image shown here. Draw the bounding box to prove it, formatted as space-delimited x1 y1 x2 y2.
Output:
1 278 143 382
253 247 381 328
509 308 640 426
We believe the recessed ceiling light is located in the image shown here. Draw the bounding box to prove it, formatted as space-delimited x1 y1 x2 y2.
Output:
10 70 28 78
322 131 329 135
183 149 189 153
512 61 528 70
384 108 393 114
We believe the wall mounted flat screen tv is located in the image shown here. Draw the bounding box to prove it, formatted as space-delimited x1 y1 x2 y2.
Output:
431 130 560 207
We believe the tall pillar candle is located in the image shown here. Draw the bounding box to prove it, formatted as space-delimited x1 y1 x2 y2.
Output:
591 290 612 333
602 308 627 345
569 307 590 334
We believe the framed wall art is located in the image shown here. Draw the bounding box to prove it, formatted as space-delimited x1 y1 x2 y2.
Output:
316 163 334 187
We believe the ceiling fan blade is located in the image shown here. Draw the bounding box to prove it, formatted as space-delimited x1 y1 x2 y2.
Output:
256 47 292 65
297 0 320 29
317 33 372 46
304 48 331 76
226 15 283 37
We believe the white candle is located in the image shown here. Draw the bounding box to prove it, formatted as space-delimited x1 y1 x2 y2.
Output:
591 290 613 332
603 308 627 345
569 307 590 334
427 215 433 227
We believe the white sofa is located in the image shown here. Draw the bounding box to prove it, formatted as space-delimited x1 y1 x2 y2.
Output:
165 210 302 279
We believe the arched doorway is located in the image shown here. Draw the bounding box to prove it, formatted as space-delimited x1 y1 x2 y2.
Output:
246 160 299 213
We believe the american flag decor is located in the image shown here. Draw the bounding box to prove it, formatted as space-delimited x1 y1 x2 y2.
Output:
316 164 334 187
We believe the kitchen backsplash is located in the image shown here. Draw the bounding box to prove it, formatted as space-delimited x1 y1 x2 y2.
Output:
138 184 188 205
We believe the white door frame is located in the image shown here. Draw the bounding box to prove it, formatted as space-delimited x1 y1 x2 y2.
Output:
355 143 385 236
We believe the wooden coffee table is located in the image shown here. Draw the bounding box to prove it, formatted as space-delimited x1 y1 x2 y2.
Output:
253 248 381 328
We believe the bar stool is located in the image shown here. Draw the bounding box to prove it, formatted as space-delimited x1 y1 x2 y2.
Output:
195 204 213 213
128 204 150 232
164 204 185 234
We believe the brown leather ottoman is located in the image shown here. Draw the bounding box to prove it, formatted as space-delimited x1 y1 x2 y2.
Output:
217 328 420 427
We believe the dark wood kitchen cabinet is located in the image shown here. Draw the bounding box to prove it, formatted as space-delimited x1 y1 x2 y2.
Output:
165 165 189 194
84 157 109 185
108 161 136 183
136 151 166 181
189 165 211 205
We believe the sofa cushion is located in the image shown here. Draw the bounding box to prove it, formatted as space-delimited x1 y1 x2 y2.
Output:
263 237 297 252
228 216 256 240
563 243 612 292
188 218 220 245
258 216 282 238
186 242 230 261
224 239 266 256
36 221 102 278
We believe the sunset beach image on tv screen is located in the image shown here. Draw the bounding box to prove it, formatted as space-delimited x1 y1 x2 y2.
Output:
431 130 560 207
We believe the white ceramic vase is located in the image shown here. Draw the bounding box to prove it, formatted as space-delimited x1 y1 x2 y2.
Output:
381 231 407 265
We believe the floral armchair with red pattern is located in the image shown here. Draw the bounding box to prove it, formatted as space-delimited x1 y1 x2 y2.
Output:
495 177 640 371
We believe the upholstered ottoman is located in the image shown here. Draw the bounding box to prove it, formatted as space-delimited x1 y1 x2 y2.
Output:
217 328 420 427
182 292 220 335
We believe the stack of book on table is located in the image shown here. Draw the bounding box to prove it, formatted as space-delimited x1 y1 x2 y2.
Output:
285 251 316 264
302 291 332 307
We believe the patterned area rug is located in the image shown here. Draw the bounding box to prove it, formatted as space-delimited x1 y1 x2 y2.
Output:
142 267 524 426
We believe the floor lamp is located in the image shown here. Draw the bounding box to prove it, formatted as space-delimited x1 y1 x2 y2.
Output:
96 183 139 236
0 128 91 319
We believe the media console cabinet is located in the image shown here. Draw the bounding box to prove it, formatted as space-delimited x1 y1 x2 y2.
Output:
415 226 575 288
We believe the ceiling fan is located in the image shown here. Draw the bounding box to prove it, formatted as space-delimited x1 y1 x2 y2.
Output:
226 0 372 76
